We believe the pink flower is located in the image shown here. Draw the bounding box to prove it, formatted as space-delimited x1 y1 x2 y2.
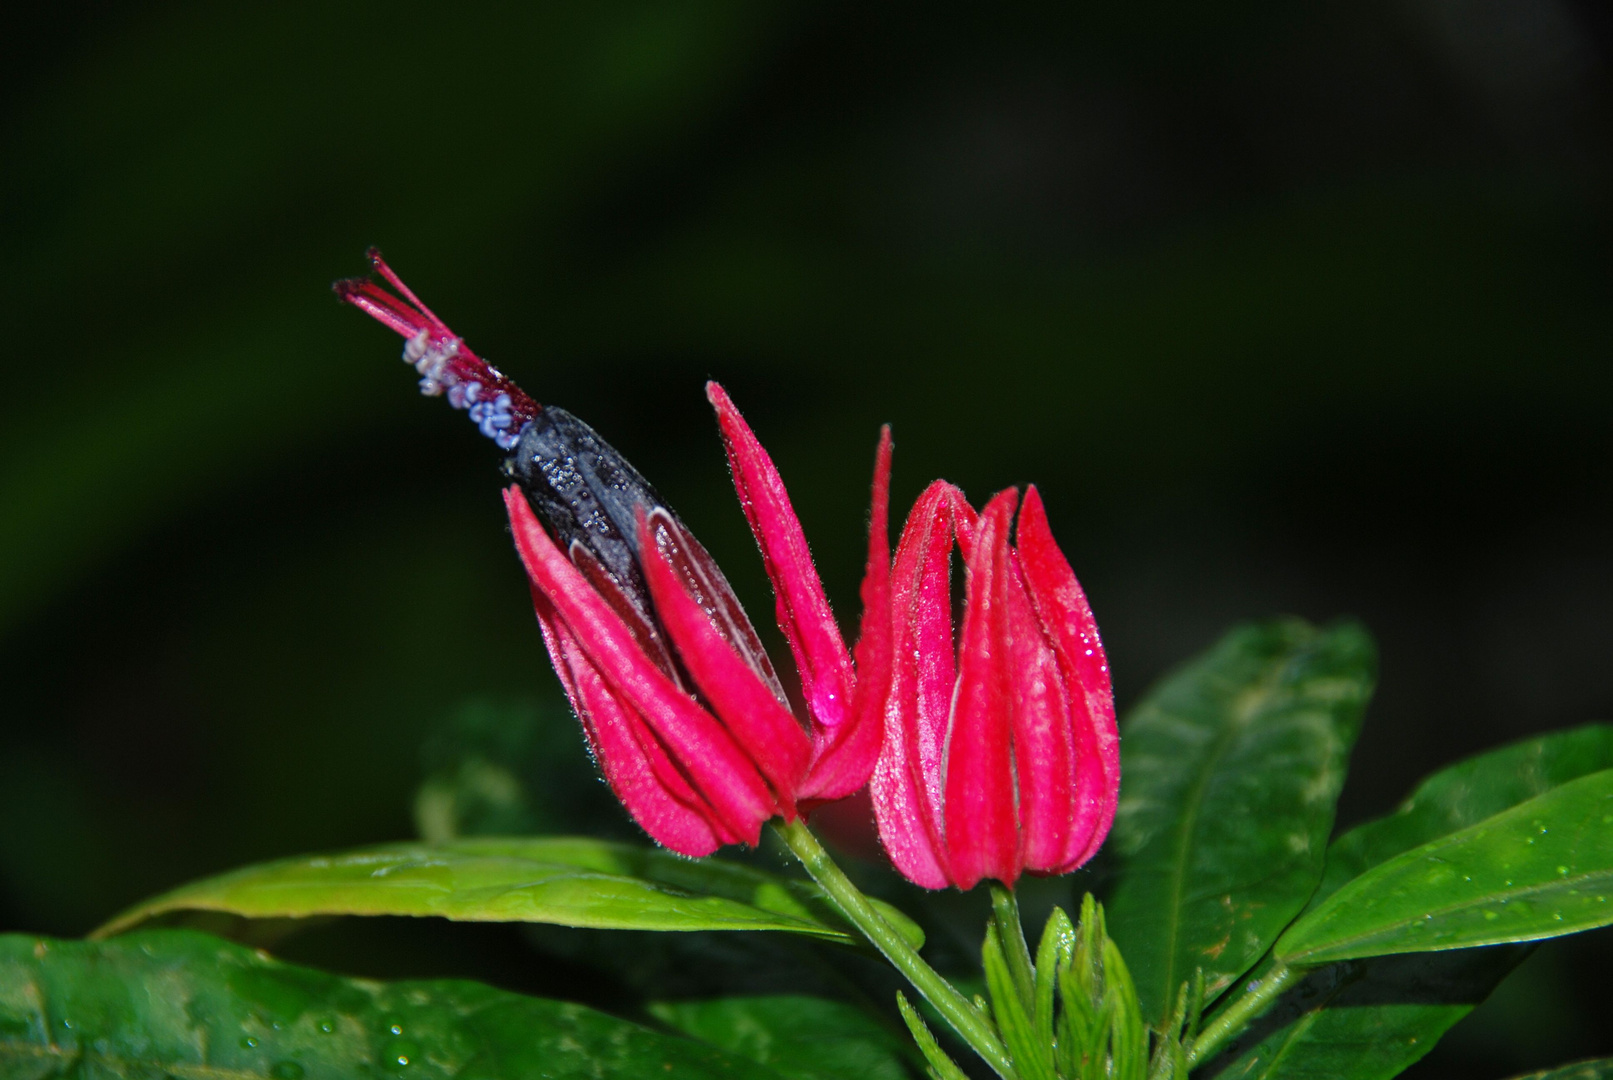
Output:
338 252 892 857
869 482 1118 890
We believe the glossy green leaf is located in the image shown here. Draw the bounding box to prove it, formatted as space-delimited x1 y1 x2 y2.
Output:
1505 1060 1613 1080
1105 619 1375 1021
94 837 923 949
1277 769 1613 965
0 929 780 1079
1205 725 1613 1080
1319 724 1613 903
649 996 916 1080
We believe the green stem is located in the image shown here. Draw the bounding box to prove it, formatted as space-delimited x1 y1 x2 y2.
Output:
988 883 1036 1009
1185 963 1299 1069
773 819 1017 1080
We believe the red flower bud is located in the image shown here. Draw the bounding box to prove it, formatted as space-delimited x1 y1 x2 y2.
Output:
869 483 1118 890
338 253 893 856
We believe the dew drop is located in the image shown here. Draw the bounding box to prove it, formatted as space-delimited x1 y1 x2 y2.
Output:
240 1037 259 1050
385 1040 421 1071
316 1017 336 1035
1558 866 1569 875
390 1024 404 1036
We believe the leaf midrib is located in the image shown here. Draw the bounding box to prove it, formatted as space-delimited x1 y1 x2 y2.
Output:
1153 659 1290 1014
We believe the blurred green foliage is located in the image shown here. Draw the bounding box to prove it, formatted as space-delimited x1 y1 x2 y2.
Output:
2 3 1610 1076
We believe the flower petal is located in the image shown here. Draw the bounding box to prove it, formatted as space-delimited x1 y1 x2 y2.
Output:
505 486 778 846
530 586 726 855
998 549 1077 872
1015 485 1118 872
707 382 854 734
943 488 1023 890
638 506 812 818
870 480 965 889
802 425 893 802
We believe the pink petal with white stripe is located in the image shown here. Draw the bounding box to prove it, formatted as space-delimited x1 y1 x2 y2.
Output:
870 481 968 889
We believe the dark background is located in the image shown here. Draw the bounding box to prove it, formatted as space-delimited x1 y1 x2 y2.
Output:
2 3 1610 1077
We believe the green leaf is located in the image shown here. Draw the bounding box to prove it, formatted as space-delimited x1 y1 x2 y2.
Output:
0 928 781 1079
1201 724 1613 1080
1320 724 1613 903
648 996 916 1080
1199 947 1527 1080
1276 769 1613 965
1504 1060 1613 1080
95 837 923 949
1105 619 1375 1020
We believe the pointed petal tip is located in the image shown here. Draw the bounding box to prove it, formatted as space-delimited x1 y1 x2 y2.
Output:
984 485 1021 519
706 378 854 737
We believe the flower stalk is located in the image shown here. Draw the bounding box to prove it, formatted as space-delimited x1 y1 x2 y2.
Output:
1185 962 1299 1069
773 818 1019 1080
